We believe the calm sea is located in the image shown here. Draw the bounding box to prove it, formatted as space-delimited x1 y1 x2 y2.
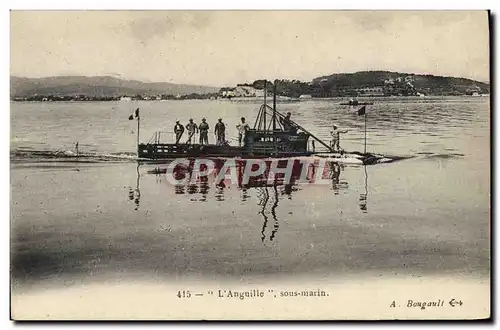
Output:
10 97 490 290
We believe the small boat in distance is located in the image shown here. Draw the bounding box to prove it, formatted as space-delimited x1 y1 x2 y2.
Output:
340 98 373 106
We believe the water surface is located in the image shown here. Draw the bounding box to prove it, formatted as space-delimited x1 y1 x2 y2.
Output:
10 96 490 289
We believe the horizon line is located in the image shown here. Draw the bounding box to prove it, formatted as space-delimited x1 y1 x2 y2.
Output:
10 70 490 87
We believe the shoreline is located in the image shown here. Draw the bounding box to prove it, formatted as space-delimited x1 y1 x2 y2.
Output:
9 94 491 103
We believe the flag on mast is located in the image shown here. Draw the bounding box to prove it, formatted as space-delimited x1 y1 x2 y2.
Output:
128 108 140 120
358 105 368 154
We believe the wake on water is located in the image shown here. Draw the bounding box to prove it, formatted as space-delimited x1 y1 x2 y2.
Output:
10 147 463 166
10 149 140 163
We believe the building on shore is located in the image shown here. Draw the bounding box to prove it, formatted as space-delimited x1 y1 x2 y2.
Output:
354 86 385 96
219 85 267 98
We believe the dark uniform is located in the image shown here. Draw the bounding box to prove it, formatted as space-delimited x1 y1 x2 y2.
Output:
174 121 184 144
280 112 298 134
214 119 226 146
280 113 293 131
199 118 209 145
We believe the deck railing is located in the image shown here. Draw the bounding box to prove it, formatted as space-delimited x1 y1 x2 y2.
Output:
139 142 192 158
146 131 178 145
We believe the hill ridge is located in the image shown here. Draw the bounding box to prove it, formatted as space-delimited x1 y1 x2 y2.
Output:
10 76 221 98
11 71 490 99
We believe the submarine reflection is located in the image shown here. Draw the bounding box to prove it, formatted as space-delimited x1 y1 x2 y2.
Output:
130 158 370 240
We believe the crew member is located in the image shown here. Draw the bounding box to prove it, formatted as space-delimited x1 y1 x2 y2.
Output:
174 120 184 144
214 118 226 146
330 124 348 152
280 112 292 131
199 118 209 145
236 117 250 147
186 118 198 144
280 112 297 133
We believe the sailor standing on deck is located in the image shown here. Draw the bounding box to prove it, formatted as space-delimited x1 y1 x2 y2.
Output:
280 112 298 134
330 124 348 152
199 118 209 145
214 118 226 146
185 118 198 145
236 117 250 147
174 120 185 144
280 112 292 131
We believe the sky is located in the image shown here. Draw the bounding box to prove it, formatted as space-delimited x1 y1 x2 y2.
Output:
10 10 490 86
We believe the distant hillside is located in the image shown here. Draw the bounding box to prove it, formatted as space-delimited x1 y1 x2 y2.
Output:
11 71 490 100
10 76 220 98
224 71 490 98
311 71 490 96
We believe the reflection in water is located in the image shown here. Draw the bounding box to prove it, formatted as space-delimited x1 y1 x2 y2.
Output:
329 162 348 195
187 182 198 195
269 185 279 241
257 185 280 242
281 184 296 199
199 176 209 202
175 185 185 195
359 165 369 213
257 187 270 241
241 187 250 202
215 179 226 201
128 163 141 211
131 158 371 238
